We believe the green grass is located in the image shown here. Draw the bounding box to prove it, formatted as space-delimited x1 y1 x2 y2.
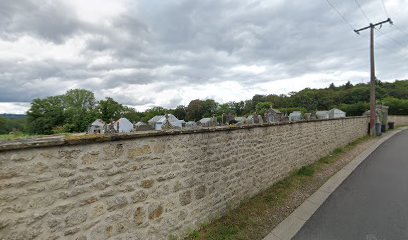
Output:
297 166 315 176
186 135 373 240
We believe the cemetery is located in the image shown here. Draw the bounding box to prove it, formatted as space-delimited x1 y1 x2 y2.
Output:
86 107 354 135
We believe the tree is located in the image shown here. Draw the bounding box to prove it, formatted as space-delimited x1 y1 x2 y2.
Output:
122 106 143 123
337 102 370 116
231 101 245 116
0 117 27 134
186 99 218 121
255 102 272 116
26 96 65 134
97 97 124 122
173 105 187 120
382 97 408 115
344 81 353 89
215 103 235 116
142 106 168 122
63 89 97 132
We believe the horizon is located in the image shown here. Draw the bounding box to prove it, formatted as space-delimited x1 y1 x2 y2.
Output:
0 79 405 115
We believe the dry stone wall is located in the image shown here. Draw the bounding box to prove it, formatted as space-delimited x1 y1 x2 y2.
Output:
0 117 368 240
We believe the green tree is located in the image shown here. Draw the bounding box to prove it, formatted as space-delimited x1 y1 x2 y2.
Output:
231 101 245 116
26 96 65 134
0 117 27 134
122 106 143 123
63 89 97 132
186 99 218 121
97 97 124 122
173 105 187 120
382 97 408 115
337 102 370 116
142 106 167 122
216 103 235 116
255 102 272 116
344 81 353 89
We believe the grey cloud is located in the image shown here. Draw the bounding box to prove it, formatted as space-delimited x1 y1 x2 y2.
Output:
0 0 407 110
0 0 85 43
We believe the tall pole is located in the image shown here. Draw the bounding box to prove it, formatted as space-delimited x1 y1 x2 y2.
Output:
369 24 375 136
354 18 392 136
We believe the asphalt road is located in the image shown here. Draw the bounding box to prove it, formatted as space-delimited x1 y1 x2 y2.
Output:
293 130 408 240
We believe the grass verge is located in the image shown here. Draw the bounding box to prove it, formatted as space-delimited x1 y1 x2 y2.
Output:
186 135 373 240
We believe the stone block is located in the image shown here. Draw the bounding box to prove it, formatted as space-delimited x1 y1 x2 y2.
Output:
81 152 99 165
51 203 76 215
194 185 206 200
130 191 147 203
103 144 124 160
128 145 151 159
134 207 145 225
65 209 87 227
70 175 95 186
141 179 154 188
179 190 192 206
148 203 163 220
106 196 128 211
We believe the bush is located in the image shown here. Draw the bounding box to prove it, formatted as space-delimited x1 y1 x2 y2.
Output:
382 97 408 115
336 102 370 116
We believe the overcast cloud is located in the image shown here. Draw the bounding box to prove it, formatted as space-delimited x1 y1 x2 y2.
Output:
0 0 407 113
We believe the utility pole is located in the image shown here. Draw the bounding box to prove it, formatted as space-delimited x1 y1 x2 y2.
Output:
354 18 392 136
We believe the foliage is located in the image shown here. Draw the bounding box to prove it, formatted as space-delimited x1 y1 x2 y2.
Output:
26 96 66 134
173 105 187 120
255 102 272 116
382 97 408 115
278 107 307 115
97 97 124 122
336 102 370 116
26 89 97 134
186 99 218 121
0 117 27 134
141 106 168 122
10 79 408 135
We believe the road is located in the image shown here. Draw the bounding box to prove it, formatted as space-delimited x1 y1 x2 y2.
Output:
293 129 408 240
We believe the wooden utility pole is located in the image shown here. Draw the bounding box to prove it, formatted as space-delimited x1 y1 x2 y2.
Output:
354 18 392 136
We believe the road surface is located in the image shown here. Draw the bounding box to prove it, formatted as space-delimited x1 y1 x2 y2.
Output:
294 129 408 240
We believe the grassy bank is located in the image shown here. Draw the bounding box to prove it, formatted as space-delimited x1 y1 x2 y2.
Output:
186 136 373 240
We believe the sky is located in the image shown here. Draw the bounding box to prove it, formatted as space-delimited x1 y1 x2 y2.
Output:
0 0 407 114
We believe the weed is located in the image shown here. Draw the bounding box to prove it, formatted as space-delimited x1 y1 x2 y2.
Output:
188 230 200 239
297 166 315 176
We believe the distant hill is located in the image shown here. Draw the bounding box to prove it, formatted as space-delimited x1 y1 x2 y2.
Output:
0 114 27 119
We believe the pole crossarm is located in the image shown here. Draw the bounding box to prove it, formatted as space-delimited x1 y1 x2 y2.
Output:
354 18 392 34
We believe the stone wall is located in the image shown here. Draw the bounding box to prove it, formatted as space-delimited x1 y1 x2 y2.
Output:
0 117 368 240
388 115 408 127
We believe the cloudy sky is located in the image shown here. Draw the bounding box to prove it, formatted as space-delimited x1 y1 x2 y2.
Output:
0 0 407 113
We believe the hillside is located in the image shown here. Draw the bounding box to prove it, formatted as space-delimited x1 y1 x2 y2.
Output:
0 114 27 119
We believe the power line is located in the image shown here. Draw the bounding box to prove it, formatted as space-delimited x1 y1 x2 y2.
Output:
378 0 408 39
355 0 371 23
380 0 390 18
325 0 356 31
375 28 406 48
